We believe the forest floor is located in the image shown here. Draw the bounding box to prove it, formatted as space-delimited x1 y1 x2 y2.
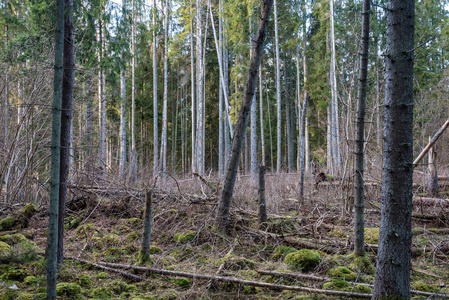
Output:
1 171 449 299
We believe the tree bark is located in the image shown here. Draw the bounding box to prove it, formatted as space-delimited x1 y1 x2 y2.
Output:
215 0 273 230
299 13 308 202
153 0 158 177
427 137 438 197
139 190 153 263
57 0 75 265
98 17 106 173
130 0 137 182
274 0 282 173
47 0 64 297
190 5 196 174
259 65 266 167
258 165 267 225
160 0 169 180
195 0 204 175
353 0 370 258
373 1 415 298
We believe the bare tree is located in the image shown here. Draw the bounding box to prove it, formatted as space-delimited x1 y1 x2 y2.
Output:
153 0 158 177
160 0 169 179
119 0 127 180
353 0 370 258
216 0 274 230
130 0 137 182
373 0 415 298
274 0 282 173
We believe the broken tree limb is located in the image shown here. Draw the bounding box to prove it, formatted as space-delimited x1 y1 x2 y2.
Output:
95 261 372 298
413 119 449 167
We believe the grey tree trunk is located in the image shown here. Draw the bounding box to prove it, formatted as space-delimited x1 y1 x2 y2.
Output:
57 0 75 264
427 138 438 197
285 57 294 173
250 19 258 176
218 0 224 177
3 0 9 149
139 190 153 264
47 0 64 297
215 0 273 230
259 65 265 166
190 10 196 174
119 63 127 179
373 0 415 298
98 18 106 173
153 0 158 177
196 0 204 175
258 165 267 225
274 0 282 173
130 0 137 182
353 0 370 258
160 0 169 179
299 18 309 202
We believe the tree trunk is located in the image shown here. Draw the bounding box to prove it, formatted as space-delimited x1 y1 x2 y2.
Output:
190 7 196 174
353 0 370 258
57 0 75 265
160 0 169 180
250 19 258 176
47 0 64 297
285 57 294 173
218 0 224 177
3 0 9 152
299 17 309 201
130 0 137 182
258 165 267 225
139 190 153 264
153 0 159 177
215 0 274 230
259 64 266 167
119 63 127 179
98 18 106 173
196 0 204 175
274 0 282 173
427 138 438 197
373 1 415 298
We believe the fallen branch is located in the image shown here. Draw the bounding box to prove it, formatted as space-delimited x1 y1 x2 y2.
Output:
95 261 372 298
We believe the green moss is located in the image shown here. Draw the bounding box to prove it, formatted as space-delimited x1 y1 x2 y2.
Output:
138 250 152 265
19 203 39 217
89 286 114 298
323 279 351 291
349 255 375 274
354 284 373 294
0 234 27 245
32 293 46 300
223 256 257 270
126 231 141 241
75 223 99 237
77 274 93 287
121 217 142 228
170 246 193 260
1 268 29 282
175 278 190 287
327 267 357 281
101 234 121 247
271 245 297 260
56 282 82 298
157 289 179 300
95 272 109 279
412 280 431 292
0 241 11 256
16 292 34 300
149 246 162 254
267 218 297 234
109 280 128 294
0 216 15 231
23 276 36 285
364 228 379 244
284 249 322 272
173 230 196 243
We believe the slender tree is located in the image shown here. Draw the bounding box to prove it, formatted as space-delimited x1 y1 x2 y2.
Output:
274 0 282 173
57 0 75 264
46 0 64 297
98 12 106 172
196 0 204 175
153 0 159 177
373 0 415 298
216 0 274 230
353 0 370 258
160 0 169 178
259 65 265 167
130 0 137 182
119 0 127 180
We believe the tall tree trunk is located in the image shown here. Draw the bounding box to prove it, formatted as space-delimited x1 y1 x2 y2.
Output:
299 20 309 202
153 0 159 177
250 19 258 176
259 64 265 167
98 18 106 173
353 0 370 258
139 190 153 263
285 56 294 173
130 0 137 182
218 0 224 177
190 6 196 174
3 0 9 150
160 0 169 180
215 0 273 230
196 0 204 175
373 0 415 298
274 0 282 173
57 0 75 264
47 0 64 297
119 63 127 179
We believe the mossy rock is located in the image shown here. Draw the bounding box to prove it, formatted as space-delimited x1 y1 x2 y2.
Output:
1 268 29 282
349 255 375 274
354 284 373 294
223 256 256 271
77 274 93 287
109 280 128 294
0 234 27 245
19 203 39 217
89 286 114 298
0 241 11 256
364 228 379 244
271 245 297 260
0 216 15 231
175 278 190 287
327 267 357 281
102 247 126 262
75 223 99 237
173 230 196 243
323 279 351 291
0 204 39 231
95 272 109 279
56 282 82 298
284 249 322 272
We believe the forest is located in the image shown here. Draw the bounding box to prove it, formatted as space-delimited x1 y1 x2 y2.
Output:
1 0 449 299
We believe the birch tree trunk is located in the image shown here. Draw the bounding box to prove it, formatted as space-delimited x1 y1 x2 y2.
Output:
373 1 415 297
190 8 196 174
153 0 158 177
299 22 309 202
160 0 169 180
130 0 137 182
46 0 64 297
196 0 204 175
274 0 282 173
119 62 127 179
216 0 273 230
57 0 75 264
259 64 265 167
218 0 224 177
353 0 370 258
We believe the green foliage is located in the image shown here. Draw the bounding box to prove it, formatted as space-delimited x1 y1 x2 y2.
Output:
271 245 297 260
284 249 322 272
175 278 190 287
0 216 15 231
